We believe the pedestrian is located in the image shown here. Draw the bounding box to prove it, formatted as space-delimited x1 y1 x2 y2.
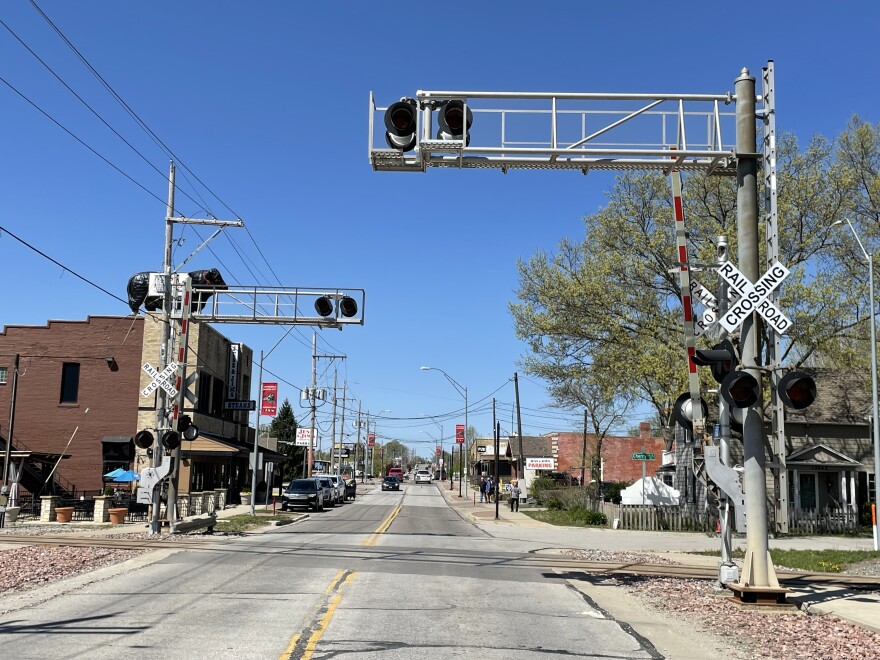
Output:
479 477 486 503
485 476 493 503
509 479 521 512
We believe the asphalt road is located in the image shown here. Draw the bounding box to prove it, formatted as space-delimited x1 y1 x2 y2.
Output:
0 483 662 659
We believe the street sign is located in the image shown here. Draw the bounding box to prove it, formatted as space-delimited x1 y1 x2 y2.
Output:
295 427 314 447
717 261 791 334
224 400 256 411
141 362 178 398
631 452 655 460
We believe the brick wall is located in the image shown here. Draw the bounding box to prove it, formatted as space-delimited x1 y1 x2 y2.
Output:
548 422 665 484
0 316 145 493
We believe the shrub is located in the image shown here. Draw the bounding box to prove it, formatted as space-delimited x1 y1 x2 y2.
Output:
529 475 556 502
570 506 608 526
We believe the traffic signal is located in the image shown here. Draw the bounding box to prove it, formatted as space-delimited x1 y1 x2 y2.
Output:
672 392 708 431
339 296 358 318
161 430 180 450
134 430 154 449
384 98 418 151
315 295 358 318
720 371 760 408
691 339 736 384
778 371 817 410
437 100 472 144
178 415 200 441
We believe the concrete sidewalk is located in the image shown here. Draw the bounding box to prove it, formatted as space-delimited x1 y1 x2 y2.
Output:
436 483 880 634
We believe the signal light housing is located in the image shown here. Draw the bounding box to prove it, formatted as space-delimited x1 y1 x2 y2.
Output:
437 100 472 144
721 371 760 408
134 430 154 449
778 371 817 410
384 98 418 151
672 392 709 431
178 415 199 441
339 296 358 318
691 339 737 384
315 296 334 317
162 430 181 450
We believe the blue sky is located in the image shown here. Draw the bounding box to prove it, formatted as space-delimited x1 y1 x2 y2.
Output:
1 1 878 459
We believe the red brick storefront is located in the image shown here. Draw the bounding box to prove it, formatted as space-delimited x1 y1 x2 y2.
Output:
0 316 144 494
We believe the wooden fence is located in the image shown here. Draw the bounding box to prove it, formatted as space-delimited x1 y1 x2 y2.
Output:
788 507 858 534
613 504 713 532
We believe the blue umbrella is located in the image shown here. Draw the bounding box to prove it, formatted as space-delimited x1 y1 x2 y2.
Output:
103 468 125 478
112 470 140 482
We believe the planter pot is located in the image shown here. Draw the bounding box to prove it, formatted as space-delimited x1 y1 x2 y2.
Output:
55 506 75 523
108 508 128 525
5 506 20 524
240 493 251 506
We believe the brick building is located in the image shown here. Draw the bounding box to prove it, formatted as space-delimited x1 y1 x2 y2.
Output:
547 422 665 484
0 316 145 496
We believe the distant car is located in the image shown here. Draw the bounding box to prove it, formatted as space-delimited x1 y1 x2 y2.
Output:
344 478 357 501
387 467 404 481
381 476 400 491
315 476 336 507
327 475 346 505
414 470 432 484
281 479 323 512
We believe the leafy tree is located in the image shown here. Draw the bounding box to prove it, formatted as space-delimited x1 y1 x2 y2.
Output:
268 399 301 481
511 121 878 438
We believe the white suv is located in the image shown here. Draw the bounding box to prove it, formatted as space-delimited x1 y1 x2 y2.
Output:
327 475 346 504
414 470 432 484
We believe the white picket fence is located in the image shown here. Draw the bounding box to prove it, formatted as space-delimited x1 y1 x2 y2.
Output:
613 504 712 532
788 507 858 534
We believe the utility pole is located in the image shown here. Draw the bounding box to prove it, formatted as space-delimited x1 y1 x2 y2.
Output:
581 409 588 488
330 369 338 473
514 372 524 479
356 401 363 482
2 354 19 491
308 332 317 478
338 382 347 475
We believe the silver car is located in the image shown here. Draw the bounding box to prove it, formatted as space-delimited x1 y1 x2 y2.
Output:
327 475 346 505
314 477 336 508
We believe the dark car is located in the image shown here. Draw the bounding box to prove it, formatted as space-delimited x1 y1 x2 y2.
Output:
344 479 357 501
281 479 323 512
381 476 400 491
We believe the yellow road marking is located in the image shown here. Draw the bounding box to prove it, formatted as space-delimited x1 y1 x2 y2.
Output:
362 505 401 547
301 572 356 660
278 633 301 660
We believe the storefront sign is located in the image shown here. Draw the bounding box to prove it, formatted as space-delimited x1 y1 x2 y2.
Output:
525 457 557 471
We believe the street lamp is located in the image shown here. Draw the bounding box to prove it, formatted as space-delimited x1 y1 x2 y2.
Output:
834 218 880 551
420 366 467 497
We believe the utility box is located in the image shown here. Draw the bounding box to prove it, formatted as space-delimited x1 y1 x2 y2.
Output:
718 563 740 584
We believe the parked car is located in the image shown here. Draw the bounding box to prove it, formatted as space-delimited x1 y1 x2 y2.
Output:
414 470 432 484
327 475 346 505
381 476 400 491
344 479 357 501
281 479 323 512
315 476 336 507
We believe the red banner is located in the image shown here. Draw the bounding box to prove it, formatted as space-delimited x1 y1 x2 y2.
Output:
455 424 465 444
368 432 375 447
261 382 278 416
436 445 441 456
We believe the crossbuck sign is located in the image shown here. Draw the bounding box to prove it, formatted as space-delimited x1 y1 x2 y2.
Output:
141 362 178 398
717 261 791 334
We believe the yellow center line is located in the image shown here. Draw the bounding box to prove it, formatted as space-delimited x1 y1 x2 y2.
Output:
362 505 401 547
279 570 346 659
301 572 356 660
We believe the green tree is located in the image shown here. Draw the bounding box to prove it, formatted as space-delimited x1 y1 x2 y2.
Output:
268 399 301 481
511 121 877 439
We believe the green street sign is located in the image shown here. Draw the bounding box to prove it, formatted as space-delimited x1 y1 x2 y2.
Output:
631 452 655 460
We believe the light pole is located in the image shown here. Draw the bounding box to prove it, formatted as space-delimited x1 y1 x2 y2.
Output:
369 409 391 479
420 366 467 497
834 218 880 550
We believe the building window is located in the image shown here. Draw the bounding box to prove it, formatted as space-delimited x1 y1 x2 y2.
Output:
0 367 7 385
60 362 80 403
197 372 212 414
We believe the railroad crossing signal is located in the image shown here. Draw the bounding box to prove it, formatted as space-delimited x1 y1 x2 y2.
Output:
717 261 791 334
141 362 178 398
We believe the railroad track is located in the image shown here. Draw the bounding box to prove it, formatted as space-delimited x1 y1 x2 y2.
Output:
2 534 878 589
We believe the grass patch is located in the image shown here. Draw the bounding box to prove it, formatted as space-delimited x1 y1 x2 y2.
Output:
523 509 607 527
691 548 880 572
213 513 293 533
